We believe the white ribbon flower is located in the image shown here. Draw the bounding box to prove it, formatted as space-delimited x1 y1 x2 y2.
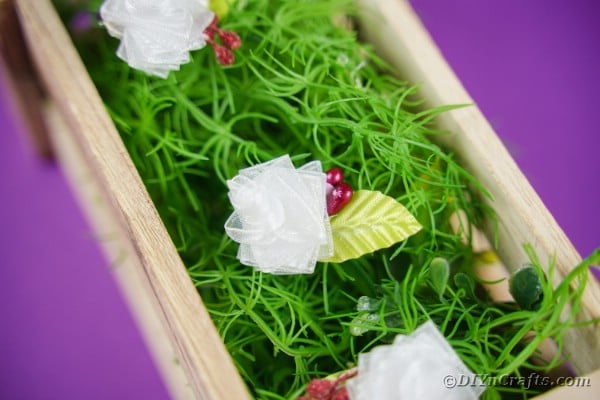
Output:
100 0 214 78
224 155 334 274
347 321 485 400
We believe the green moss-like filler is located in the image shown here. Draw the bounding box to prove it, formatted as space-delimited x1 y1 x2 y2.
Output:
61 0 597 398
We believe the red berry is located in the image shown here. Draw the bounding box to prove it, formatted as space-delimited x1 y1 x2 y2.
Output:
220 31 241 50
326 167 344 186
306 379 335 399
203 15 241 66
213 45 234 65
331 387 349 400
327 182 353 215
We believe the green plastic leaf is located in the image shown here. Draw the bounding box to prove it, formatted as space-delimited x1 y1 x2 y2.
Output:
454 273 476 300
429 257 450 299
509 265 544 310
323 190 422 263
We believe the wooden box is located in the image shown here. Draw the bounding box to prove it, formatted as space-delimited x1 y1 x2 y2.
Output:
2 0 599 398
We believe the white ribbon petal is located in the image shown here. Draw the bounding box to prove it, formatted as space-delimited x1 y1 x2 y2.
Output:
224 155 333 274
347 321 485 400
100 0 214 78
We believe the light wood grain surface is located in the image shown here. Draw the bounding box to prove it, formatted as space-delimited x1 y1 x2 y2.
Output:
12 0 250 398
44 102 195 399
0 0 52 157
534 368 600 400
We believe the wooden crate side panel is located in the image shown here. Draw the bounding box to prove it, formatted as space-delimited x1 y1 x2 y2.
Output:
357 0 600 375
0 0 52 157
12 0 251 398
534 368 600 399
44 103 194 400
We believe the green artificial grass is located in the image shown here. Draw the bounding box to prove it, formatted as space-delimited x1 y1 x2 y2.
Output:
56 0 598 398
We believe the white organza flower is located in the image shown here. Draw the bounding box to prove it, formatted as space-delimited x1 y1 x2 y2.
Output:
224 155 333 274
347 321 485 400
100 0 214 78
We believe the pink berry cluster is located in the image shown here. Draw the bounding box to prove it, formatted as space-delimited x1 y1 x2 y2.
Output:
297 370 357 400
203 16 241 65
326 167 353 215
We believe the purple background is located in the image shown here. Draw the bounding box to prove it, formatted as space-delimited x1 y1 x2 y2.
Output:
1 1 598 399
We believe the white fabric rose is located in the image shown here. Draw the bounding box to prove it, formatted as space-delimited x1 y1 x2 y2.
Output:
347 321 485 400
100 0 214 78
224 155 333 274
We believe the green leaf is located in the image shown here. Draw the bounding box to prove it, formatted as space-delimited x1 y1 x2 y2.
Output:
509 265 544 311
429 257 450 299
322 190 422 263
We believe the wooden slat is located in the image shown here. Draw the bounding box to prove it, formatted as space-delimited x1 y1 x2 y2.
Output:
536 368 600 400
12 0 251 398
357 0 600 375
43 102 195 399
0 0 52 158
